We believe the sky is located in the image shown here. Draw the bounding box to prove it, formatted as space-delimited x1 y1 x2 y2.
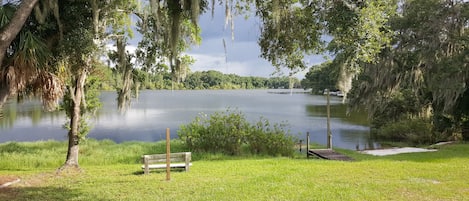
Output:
126 3 327 79
185 6 277 78
185 5 326 79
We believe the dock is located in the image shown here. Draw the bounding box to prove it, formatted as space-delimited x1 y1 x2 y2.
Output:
308 149 354 161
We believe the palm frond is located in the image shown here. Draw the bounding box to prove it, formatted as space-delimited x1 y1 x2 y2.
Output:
0 3 16 27
14 31 50 69
35 71 64 111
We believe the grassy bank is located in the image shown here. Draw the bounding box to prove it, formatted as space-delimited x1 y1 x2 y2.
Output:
1 140 468 200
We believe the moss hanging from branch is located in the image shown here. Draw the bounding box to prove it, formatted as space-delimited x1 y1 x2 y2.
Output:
191 0 200 27
169 6 181 74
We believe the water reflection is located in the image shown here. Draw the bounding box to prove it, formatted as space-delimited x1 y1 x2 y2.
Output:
305 103 369 126
1 90 378 150
338 130 380 150
304 101 377 150
0 97 66 143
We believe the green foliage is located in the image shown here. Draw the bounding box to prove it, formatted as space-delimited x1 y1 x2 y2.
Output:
92 62 114 90
0 140 65 170
113 69 299 90
0 3 16 27
136 0 206 80
60 72 102 140
327 0 397 69
349 0 468 144
462 120 469 141
373 118 442 146
369 90 422 129
247 117 296 156
178 109 296 156
14 30 51 69
454 89 469 141
0 142 30 154
257 1 324 71
301 61 340 93
103 0 139 38
59 28 96 65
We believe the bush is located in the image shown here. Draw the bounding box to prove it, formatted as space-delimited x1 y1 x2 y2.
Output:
178 109 296 157
247 117 296 156
462 120 469 141
373 118 443 145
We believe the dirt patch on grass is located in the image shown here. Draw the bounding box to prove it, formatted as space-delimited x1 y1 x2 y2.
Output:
0 176 21 200
0 173 56 188
0 176 20 188
0 173 55 200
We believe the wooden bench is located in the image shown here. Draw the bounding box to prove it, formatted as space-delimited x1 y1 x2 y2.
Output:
141 152 192 174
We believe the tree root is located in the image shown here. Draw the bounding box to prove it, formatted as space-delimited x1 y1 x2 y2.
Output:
56 164 82 175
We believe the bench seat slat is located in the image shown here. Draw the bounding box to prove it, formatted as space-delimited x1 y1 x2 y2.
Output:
141 163 193 169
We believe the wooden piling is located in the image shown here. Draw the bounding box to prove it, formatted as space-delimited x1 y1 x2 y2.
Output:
326 89 332 149
306 132 310 158
166 128 170 181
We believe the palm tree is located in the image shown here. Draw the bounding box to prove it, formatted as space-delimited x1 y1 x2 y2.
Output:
0 0 63 111
1 0 39 108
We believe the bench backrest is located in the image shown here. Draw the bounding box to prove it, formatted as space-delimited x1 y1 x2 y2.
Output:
142 152 191 164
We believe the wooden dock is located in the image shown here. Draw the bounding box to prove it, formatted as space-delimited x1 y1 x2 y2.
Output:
308 149 354 161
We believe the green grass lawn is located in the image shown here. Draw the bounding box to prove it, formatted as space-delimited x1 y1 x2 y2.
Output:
1 140 468 200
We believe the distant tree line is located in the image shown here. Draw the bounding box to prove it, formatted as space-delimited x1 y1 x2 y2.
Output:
98 67 302 90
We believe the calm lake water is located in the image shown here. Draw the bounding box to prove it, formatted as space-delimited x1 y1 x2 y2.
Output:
0 89 378 150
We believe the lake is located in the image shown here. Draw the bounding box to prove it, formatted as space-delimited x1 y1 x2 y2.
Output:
0 89 379 150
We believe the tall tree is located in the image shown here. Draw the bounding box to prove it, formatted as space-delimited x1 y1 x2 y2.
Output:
135 0 203 87
94 0 137 113
58 0 139 170
56 1 97 170
0 0 40 108
255 0 397 97
349 0 468 138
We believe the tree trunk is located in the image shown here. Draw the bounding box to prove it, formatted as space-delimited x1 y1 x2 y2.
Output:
0 0 39 108
60 68 87 171
118 65 132 112
116 38 133 113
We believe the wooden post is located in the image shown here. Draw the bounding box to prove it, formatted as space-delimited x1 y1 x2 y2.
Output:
306 132 310 158
326 89 332 149
166 128 171 181
299 140 303 152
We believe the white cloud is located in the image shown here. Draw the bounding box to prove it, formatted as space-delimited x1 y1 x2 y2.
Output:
187 36 279 77
188 52 275 77
186 36 325 79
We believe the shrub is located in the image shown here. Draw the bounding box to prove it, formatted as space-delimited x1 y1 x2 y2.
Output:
178 109 250 155
178 109 296 157
247 117 296 156
373 118 442 145
462 120 469 141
